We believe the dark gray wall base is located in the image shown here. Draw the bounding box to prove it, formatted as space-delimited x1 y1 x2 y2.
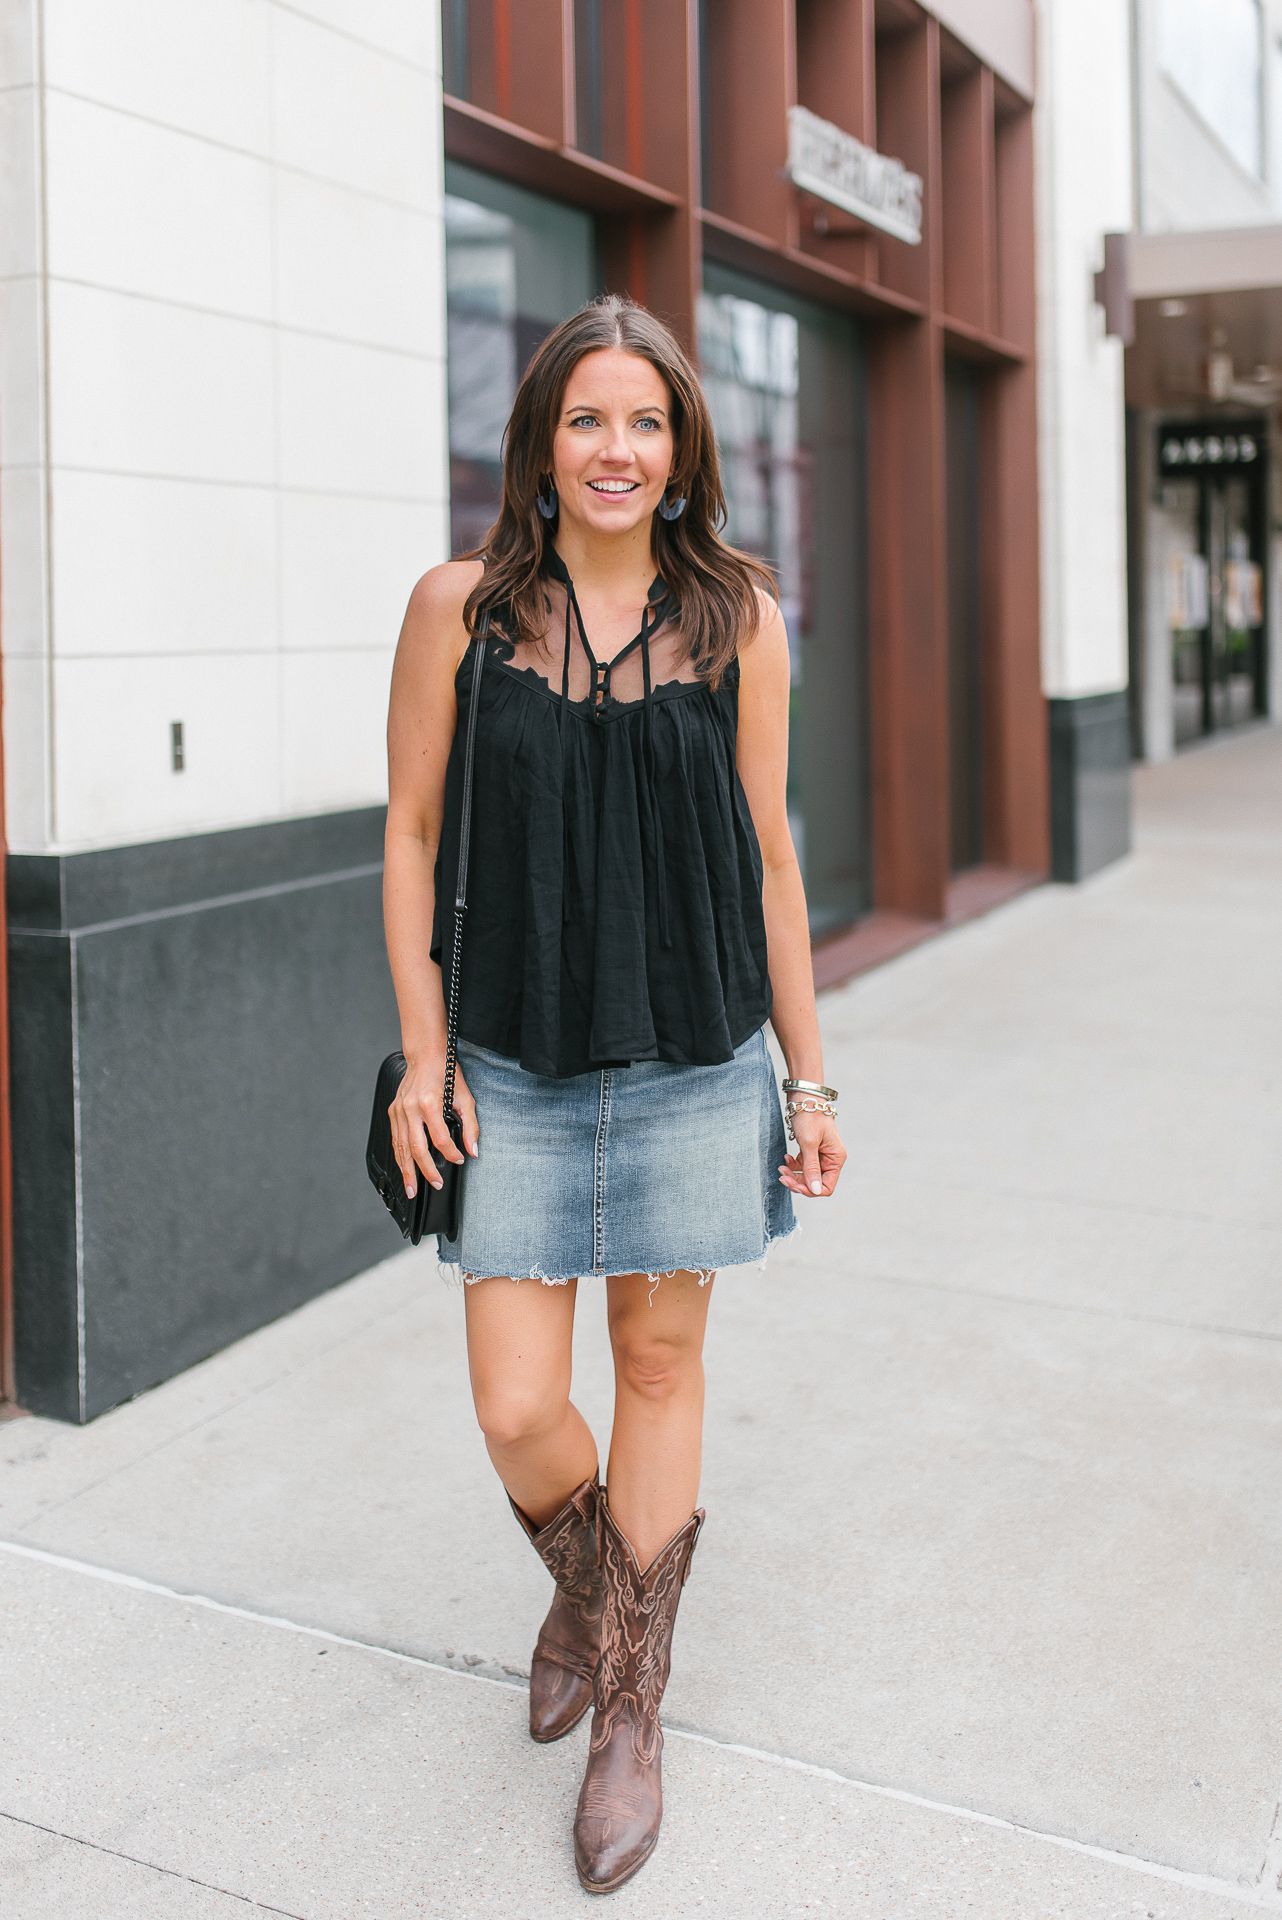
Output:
8 808 404 1422
1048 692 1133 883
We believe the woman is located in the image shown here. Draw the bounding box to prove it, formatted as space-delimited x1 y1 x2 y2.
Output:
383 295 845 1894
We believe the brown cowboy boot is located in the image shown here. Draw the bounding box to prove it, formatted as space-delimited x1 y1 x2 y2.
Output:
574 1490 704 1894
509 1474 603 1743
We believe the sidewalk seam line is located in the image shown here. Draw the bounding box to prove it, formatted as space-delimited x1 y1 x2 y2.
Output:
1 1536 1277 1910
0 1808 310 1917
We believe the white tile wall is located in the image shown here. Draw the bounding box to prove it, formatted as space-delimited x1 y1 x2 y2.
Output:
0 464 48 658
0 0 36 91
276 0 439 70
275 173 439 354
269 6 437 207
279 492 436 652
44 90 274 320
43 0 273 156
52 652 282 849
0 84 40 278
277 330 444 499
50 471 278 659
1 651 51 847
279 647 394 816
0 273 45 468
47 281 278 484
1034 0 1132 700
1 0 447 851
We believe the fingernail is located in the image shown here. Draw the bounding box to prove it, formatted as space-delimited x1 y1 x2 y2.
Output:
810 1179 822 1195
406 1183 415 1198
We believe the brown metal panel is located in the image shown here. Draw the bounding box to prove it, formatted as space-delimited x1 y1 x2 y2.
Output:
995 97 1035 352
442 98 681 212
940 66 996 331
797 0 875 137
796 0 879 281
508 0 566 140
636 0 697 197
700 0 795 245
599 3 701 351
874 15 940 311
561 0 577 146
867 315 951 918
981 98 1047 873
701 207 926 320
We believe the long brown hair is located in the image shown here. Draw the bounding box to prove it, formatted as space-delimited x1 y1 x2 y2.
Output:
461 295 775 684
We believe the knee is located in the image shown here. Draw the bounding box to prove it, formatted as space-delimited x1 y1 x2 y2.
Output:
611 1326 697 1405
472 1382 566 1453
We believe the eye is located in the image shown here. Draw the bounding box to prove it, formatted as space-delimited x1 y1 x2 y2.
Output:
634 415 662 431
569 412 599 428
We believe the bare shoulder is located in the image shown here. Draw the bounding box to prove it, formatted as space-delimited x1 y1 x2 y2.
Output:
403 560 483 637
736 587 789 681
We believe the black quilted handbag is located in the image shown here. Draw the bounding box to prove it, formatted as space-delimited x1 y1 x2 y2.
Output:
366 614 488 1247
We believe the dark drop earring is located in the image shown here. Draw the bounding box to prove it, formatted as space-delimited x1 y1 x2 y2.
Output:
657 489 687 522
535 479 559 520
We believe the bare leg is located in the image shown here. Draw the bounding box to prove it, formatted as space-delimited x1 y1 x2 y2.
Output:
605 1271 714 1568
464 1276 598 1526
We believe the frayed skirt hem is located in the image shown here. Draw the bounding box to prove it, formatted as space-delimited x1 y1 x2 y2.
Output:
435 1214 798 1292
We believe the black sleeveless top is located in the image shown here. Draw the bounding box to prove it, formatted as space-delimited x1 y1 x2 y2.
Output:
431 553 772 1079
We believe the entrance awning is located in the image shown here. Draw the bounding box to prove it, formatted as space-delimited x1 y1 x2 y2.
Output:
1121 225 1282 412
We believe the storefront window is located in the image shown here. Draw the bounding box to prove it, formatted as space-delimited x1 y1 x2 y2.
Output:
1158 420 1268 745
444 163 596 554
698 265 868 933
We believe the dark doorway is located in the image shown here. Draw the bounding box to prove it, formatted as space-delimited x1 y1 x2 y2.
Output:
1157 423 1269 748
945 358 984 872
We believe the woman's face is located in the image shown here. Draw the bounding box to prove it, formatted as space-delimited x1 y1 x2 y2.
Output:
549 348 676 539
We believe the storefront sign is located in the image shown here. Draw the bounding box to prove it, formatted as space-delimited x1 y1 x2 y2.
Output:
786 106 922 247
1159 430 1259 471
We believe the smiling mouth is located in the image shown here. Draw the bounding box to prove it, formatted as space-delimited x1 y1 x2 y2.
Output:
588 479 640 494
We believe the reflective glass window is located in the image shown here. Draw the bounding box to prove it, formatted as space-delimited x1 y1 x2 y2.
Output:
699 266 869 933
444 162 596 554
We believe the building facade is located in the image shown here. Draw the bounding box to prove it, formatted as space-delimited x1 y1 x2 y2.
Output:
0 1 449 1419
1124 0 1282 763
3 0 1125 1421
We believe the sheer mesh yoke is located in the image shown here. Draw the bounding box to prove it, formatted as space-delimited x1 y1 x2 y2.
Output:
431 555 772 1080
496 572 703 711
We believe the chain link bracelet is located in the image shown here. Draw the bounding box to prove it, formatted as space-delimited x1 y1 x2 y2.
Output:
785 1095 838 1142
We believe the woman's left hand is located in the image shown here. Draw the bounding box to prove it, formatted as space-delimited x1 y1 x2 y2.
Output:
779 1107 846 1198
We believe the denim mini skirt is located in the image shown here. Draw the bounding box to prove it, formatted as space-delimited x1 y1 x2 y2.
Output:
437 1025 795 1284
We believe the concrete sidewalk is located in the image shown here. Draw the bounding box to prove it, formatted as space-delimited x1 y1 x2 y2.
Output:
3 723 1280 1919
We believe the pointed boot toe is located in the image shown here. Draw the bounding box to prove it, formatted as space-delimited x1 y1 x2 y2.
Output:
574 1711 663 1892
572 1494 703 1894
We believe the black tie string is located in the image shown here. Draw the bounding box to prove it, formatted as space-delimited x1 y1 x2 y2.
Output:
639 599 673 947
546 550 676 947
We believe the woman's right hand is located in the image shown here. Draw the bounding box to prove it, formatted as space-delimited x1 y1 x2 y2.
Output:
389 1054 479 1199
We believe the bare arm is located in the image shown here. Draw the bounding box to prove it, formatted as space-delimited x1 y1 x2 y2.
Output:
735 599 846 1199
383 559 483 1199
